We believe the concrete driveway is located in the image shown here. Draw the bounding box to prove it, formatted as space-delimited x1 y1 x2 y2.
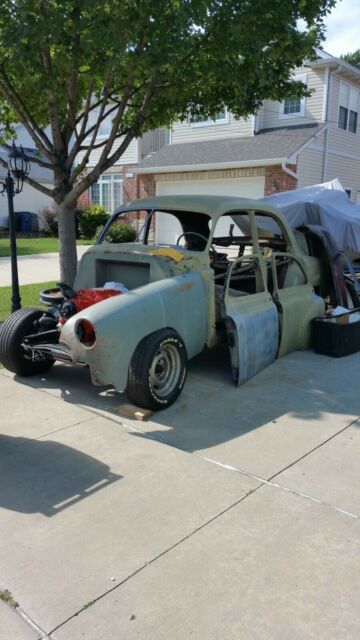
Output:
0 346 359 639
0 246 89 286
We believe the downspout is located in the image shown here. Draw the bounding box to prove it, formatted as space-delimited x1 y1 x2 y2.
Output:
281 161 298 184
321 64 342 182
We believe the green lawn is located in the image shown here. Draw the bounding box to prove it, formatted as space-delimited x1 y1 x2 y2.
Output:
0 281 55 322
0 237 93 258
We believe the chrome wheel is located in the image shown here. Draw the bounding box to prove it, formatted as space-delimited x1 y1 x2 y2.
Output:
149 343 182 397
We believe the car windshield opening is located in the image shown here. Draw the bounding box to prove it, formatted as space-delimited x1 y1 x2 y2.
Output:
98 209 212 250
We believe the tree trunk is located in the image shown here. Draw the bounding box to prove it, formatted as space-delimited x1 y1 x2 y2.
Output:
57 202 78 286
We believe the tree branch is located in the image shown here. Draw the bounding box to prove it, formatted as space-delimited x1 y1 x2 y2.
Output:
23 174 55 199
0 154 54 198
40 46 65 154
0 66 54 159
65 81 156 206
1 142 53 169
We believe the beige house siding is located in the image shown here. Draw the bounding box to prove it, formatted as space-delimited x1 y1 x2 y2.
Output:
325 153 360 201
77 137 138 168
171 113 253 144
262 66 326 129
297 147 324 188
326 74 360 158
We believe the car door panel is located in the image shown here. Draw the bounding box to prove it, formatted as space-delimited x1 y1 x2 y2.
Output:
224 256 278 385
271 253 325 357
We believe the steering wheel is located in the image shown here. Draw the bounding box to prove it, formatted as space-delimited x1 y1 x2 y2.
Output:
176 232 218 259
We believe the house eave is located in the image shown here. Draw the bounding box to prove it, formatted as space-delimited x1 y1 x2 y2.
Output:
134 157 289 175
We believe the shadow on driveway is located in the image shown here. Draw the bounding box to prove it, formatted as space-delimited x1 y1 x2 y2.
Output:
0 434 121 517
11 344 360 457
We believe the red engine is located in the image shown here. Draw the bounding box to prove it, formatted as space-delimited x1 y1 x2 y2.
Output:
55 283 121 329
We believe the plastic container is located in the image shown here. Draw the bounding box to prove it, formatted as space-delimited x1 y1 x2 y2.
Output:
19 212 32 233
312 308 360 357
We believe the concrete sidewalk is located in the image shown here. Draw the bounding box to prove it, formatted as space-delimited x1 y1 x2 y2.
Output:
0 246 89 286
0 347 359 639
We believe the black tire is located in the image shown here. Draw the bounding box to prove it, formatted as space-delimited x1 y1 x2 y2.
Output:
126 329 187 410
0 308 55 376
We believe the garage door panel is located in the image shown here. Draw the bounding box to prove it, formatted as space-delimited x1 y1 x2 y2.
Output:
155 177 264 243
156 177 265 198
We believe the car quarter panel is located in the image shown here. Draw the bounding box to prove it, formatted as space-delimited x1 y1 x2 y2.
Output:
60 272 208 391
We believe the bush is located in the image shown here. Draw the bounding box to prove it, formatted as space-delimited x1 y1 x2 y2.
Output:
78 204 109 239
39 206 58 237
104 222 137 243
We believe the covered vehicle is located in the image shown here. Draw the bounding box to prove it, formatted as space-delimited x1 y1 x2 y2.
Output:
0 195 357 410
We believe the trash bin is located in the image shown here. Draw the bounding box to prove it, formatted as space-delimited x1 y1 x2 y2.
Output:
17 211 39 233
19 212 32 233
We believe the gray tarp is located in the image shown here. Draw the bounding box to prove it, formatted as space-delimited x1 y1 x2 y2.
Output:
260 179 360 254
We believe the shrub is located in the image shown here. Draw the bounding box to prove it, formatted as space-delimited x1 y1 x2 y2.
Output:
39 206 58 237
104 222 137 243
78 204 109 239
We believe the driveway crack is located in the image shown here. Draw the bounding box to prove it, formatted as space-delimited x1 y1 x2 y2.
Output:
48 481 264 635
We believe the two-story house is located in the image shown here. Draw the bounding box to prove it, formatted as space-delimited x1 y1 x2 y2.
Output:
127 49 360 208
77 48 360 235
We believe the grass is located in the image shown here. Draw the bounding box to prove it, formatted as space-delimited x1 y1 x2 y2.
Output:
0 237 93 258
0 589 18 608
0 281 54 322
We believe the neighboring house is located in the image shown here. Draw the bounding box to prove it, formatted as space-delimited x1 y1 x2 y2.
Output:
77 48 360 222
0 125 53 230
76 124 170 210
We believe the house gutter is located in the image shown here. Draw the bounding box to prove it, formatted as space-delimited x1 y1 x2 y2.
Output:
281 162 298 182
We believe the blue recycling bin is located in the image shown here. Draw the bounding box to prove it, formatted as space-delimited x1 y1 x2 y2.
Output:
19 212 33 233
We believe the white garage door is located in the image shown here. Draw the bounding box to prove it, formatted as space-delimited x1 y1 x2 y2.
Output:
155 176 265 244
156 176 265 198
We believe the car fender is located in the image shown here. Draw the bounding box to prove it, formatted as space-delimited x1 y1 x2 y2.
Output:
60 272 208 390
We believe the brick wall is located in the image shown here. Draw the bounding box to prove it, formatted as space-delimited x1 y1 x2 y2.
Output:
264 164 297 196
77 190 90 208
138 174 156 198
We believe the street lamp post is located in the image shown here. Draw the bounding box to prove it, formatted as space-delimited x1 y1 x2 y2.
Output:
1 142 30 313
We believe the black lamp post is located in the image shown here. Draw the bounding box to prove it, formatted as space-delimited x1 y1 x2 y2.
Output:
1 142 30 313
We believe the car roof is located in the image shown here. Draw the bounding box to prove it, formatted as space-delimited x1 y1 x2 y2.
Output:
116 194 282 221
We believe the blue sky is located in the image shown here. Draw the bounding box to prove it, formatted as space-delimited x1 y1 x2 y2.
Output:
322 0 360 56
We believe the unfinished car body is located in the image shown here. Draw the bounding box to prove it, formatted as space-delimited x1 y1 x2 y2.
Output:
0 195 358 409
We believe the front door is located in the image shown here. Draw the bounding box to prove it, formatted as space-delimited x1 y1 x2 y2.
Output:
224 255 278 385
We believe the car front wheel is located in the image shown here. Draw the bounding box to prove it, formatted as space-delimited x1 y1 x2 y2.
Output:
0 308 55 376
126 329 187 410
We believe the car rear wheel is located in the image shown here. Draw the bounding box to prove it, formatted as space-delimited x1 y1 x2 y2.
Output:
126 329 187 410
0 308 55 376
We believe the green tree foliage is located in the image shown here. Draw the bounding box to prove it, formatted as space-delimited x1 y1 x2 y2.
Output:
0 0 335 283
342 50 360 70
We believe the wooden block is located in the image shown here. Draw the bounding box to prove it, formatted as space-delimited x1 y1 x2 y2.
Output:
117 403 153 421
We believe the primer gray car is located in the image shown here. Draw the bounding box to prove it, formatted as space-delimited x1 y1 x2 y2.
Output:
2 194 350 410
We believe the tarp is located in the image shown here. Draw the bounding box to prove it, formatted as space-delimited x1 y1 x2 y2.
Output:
260 179 360 254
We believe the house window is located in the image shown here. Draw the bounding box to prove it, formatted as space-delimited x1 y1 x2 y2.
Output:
86 111 112 138
279 75 307 118
90 173 123 212
190 109 228 127
338 81 359 134
283 97 302 115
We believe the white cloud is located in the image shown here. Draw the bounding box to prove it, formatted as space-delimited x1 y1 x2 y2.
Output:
322 0 360 57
